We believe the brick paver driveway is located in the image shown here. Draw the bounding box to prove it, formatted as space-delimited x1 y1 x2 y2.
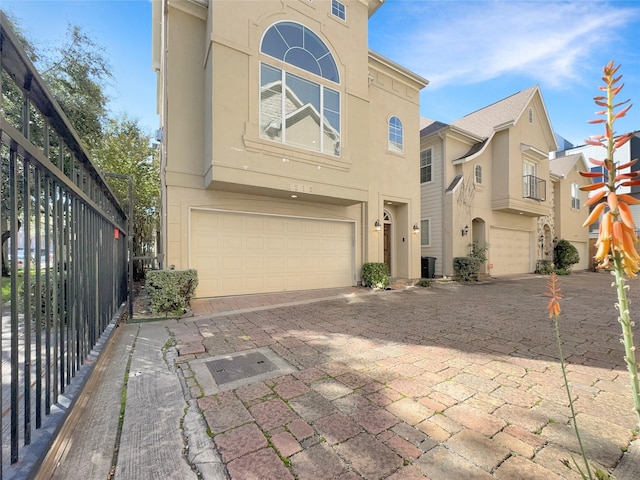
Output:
171 272 639 479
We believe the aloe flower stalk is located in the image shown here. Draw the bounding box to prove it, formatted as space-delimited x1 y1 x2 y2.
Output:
580 61 640 430
546 274 594 480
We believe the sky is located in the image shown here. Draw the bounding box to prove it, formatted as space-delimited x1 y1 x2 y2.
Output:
2 0 640 148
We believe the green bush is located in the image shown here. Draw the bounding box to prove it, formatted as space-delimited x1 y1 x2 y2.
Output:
416 278 431 287
535 260 555 275
554 267 571 275
554 239 580 271
453 256 480 282
361 262 389 289
146 269 198 314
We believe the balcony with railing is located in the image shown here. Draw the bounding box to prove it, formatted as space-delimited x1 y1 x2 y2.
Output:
523 175 546 202
492 173 549 216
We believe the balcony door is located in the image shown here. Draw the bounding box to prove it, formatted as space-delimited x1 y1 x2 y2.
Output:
523 160 537 198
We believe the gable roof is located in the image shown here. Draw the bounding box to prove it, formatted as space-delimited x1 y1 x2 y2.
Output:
549 153 587 179
420 118 449 137
451 86 539 139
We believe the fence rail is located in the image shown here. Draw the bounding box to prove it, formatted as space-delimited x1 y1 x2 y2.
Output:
1 13 129 478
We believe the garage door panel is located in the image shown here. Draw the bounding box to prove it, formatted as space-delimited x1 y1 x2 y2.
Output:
245 236 265 250
286 238 304 251
286 220 303 233
191 210 355 297
490 227 531 275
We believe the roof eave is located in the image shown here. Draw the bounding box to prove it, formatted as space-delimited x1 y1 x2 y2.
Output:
368 50 429 89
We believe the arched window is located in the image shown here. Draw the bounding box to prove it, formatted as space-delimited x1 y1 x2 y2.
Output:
259 22 341 156
388 116 403 153
474 164 482 184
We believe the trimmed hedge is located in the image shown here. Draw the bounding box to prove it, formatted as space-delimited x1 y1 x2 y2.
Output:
362 262 389 289
146 269 198 314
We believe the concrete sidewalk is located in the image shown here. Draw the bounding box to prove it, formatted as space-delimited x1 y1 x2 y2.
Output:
39 272 640 479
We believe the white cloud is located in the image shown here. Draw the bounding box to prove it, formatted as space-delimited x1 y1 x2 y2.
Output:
378 1 637 90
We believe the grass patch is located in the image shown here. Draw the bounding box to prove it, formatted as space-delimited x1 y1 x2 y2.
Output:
1 271 25 302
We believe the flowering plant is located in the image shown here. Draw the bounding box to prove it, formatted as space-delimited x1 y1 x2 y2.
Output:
580 61 640 429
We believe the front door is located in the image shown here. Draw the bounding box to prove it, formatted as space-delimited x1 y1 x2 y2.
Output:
384 223 391 273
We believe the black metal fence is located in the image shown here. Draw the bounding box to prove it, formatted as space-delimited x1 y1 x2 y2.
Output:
1 13 129 478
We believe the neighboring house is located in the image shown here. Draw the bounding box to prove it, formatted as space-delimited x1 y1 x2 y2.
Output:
546 152 591 270
151 0 428 297
419 85 583 277
557 131 640 262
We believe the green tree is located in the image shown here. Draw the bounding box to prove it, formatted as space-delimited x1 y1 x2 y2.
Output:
92 116 160 279
39 24 112 153
1 11 113 275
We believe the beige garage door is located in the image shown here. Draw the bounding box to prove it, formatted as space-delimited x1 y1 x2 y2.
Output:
569 241 589 271
190 209 355 297
489 227 531 276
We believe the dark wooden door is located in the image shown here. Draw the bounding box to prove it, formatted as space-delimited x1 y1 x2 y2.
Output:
384 223 391 273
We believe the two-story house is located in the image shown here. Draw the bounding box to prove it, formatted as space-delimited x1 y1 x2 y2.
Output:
151 0 428 297
419 85 582 277
557 131 640 265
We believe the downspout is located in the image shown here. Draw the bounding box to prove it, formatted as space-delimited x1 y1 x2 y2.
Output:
159 0 169 270
438 131 450 276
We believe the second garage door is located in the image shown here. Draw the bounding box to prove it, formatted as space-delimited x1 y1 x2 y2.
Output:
489 227 532 276
190 209 355 297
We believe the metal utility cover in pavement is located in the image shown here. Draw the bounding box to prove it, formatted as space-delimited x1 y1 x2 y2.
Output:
206 351 278 385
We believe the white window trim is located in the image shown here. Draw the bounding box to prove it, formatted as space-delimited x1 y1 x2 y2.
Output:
571 183 581 210
388 115 404 154
331 0 346 21
420 148 433 183
420 218 431 246
474 164 482 185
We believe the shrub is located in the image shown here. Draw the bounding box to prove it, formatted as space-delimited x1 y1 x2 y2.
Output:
535 260 555 275
469 240 488 264
361 262 389 289
416 278 431 287
146 269 198 314
453 256 480 282
554 239 580 271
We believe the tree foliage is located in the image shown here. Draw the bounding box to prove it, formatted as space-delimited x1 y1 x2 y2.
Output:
1 11 158 278
39 24 112 153
92 116 160 278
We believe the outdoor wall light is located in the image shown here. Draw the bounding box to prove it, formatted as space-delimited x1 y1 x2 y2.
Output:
461 225 469 236
412 224 420 234
375 219 381 231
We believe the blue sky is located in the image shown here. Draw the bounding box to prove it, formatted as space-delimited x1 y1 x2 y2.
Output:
3 0 640 147
2 0 159 133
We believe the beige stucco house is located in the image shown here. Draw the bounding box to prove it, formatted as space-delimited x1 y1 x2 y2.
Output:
152 0 428 297
419 85 589 277
545 153 591 270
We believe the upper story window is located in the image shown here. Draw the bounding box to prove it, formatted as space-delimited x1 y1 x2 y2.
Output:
331 0 346 20
523 159 545 201
260 22 341 156
474 164 482 184
388 116 403 153
528 107 533 124
420 149 432 183
571 183 580 209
